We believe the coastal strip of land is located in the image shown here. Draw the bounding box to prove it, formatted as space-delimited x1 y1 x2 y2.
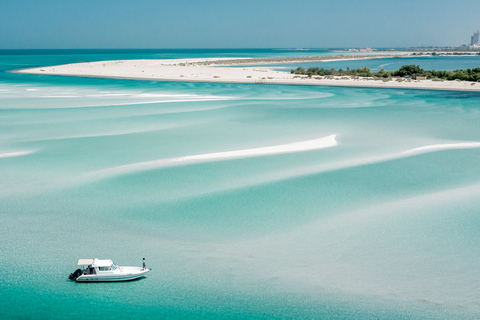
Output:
15 54 480 91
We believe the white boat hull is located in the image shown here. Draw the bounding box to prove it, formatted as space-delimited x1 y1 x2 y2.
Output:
75 267 150 282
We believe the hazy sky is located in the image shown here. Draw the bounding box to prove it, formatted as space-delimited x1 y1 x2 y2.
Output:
1 0 479 49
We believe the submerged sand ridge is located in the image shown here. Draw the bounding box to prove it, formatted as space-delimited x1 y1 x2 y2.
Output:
16 55 480 91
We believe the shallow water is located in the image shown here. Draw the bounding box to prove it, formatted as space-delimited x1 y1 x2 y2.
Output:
1 50 480 319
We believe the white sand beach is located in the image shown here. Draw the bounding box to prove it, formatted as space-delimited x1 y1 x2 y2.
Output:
16 56 480 91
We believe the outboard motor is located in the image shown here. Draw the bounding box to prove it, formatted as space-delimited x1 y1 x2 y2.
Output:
69 268 82 280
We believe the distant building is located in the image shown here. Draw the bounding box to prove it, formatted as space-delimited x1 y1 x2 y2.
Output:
344 48 375 52
471 31 480 46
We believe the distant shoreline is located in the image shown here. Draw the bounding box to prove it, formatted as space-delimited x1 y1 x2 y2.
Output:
170 54 410 66
14 54 480 92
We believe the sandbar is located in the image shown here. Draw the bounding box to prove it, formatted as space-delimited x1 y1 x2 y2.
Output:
0 150 34 158
173 134 338 161
85 134 338 181
403 142 480 154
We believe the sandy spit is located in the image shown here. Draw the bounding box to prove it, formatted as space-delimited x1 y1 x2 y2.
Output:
15 55 480 92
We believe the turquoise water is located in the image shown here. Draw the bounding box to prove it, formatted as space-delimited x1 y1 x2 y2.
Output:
1 50 480 319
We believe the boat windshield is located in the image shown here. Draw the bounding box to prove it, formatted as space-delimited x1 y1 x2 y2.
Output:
110 264 116 270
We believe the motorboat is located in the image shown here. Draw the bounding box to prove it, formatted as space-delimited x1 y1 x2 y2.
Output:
69 258 150 282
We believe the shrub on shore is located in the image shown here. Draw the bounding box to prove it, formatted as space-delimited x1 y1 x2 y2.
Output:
291 65 480 82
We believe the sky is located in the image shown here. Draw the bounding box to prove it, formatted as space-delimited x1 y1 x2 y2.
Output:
0 0 479 49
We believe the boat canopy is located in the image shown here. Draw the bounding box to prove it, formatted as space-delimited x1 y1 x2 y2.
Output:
94 259 114 267
77 259 94 266
77 259 114 266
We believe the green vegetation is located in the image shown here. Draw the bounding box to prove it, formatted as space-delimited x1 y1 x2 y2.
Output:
291 65 480 82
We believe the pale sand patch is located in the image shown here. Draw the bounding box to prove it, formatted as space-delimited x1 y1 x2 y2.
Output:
403 142 480 154
15 56 480 92
0 150 35 158
172 135 337 161
88 135 337 180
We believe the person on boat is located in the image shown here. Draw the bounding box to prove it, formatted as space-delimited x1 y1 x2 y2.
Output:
87 265 94 274
142 258 146 270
